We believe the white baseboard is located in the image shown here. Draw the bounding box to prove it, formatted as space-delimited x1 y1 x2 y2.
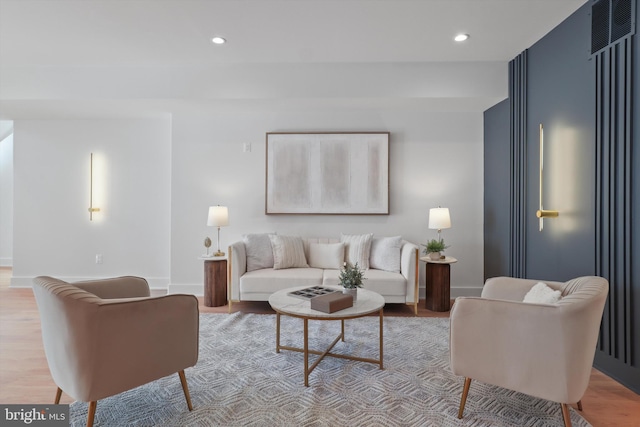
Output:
0 258 12 267
10 275 169 291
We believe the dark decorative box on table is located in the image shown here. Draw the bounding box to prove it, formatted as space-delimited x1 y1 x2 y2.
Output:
310 292 353 313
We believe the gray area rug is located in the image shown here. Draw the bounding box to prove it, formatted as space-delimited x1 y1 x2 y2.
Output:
70 313 591 426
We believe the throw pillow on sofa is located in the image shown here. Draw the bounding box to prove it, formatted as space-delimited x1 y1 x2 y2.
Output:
269 235 309 270
370 236 402 273
243 233 275 272
523 282 562 304
341 233 373 270
308 242 345 269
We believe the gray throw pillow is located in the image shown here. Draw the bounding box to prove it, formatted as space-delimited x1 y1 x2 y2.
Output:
243 233 275 272
370 236 403 273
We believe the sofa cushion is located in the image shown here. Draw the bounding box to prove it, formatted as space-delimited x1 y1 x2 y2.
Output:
308 242 345 269
243 233 275 272
269 235 309 269
341 233 373 270
370 236 402 273
322 268 406 296
240 268 324 295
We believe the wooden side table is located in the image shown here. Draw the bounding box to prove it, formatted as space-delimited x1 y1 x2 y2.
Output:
420 256 458 312
200 256 228 307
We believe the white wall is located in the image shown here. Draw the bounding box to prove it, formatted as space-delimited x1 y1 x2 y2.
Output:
169 109 484 297
11 119 171 288
0 130 13 266
5 61 496 297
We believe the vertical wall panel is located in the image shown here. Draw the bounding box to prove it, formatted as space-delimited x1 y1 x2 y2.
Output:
483 100 511 280
595 38 634 366
508 50 528 278
486 0 639 393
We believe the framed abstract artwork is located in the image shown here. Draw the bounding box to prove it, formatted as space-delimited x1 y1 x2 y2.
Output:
265 132 389 215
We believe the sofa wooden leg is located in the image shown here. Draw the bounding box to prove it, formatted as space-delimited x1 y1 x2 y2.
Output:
458 377 472 419
576 400 583 411
561 403 572 427
179 370 193 411
87 401 97 427
54 387 62 404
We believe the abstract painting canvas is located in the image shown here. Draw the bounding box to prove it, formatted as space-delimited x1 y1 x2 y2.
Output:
266 132 389 214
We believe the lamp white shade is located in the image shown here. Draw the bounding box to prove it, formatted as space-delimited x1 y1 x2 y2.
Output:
207 206 229 227
428 207 451 230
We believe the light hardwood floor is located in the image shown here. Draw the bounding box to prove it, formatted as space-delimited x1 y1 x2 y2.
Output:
1 268 638 426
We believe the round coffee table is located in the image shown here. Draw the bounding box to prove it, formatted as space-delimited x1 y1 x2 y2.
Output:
268 285 385 386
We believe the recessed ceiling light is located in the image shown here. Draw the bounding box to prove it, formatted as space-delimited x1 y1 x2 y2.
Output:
454 34 470 42
211 37 226 44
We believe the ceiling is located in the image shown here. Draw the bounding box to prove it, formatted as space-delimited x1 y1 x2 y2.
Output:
0 0 587 65
0 0 587 119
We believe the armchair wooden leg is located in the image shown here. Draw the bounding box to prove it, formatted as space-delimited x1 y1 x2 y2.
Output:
87 401 97 427
178 370 193 411
576 400 583 411
54 387 62 404
560 403 572 427
458 377 472 419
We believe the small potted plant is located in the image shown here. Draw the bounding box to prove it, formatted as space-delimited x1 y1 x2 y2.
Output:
339 262 366 301
423 239 449 261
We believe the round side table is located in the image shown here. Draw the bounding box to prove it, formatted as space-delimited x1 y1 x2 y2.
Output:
199 256 228 307
420 256 458 312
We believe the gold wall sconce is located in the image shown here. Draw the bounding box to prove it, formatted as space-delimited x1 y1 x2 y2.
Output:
536 124 559 231
88 152 101 221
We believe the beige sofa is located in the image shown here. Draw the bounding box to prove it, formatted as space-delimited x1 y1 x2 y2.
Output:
228 234 420 314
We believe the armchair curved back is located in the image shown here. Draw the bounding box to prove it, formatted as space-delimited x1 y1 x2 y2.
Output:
33 276 199 403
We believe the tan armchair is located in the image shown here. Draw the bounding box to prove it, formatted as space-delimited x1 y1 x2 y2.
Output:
32 276 199 427
450 276 608 427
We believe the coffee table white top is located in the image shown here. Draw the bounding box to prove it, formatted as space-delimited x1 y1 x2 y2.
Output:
269 285 385 320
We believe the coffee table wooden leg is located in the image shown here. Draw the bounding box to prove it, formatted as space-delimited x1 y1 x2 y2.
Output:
341 319 345 342
276 313 281 353
304 318 309 387
379 308 384 369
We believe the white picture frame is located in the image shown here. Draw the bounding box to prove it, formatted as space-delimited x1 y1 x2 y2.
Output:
266 132 390 215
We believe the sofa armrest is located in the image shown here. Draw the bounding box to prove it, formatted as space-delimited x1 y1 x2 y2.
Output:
400 241 419 306
85 294 199 401
72 276 151 299
50 293 199 402
450 296 589 403
228 241 247 301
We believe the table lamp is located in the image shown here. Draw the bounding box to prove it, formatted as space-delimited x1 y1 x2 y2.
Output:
428 207 451 242
207 205 229 257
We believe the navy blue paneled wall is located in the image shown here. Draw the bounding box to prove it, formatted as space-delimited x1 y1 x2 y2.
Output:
526 7 596 281
483 99 510 280
483 2 640 392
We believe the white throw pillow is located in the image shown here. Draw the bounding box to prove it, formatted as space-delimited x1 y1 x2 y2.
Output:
370 236 403 273
269 235 309 270
523 282 562 304
308 243 345 269
340 233 373 270
243 233 275 272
